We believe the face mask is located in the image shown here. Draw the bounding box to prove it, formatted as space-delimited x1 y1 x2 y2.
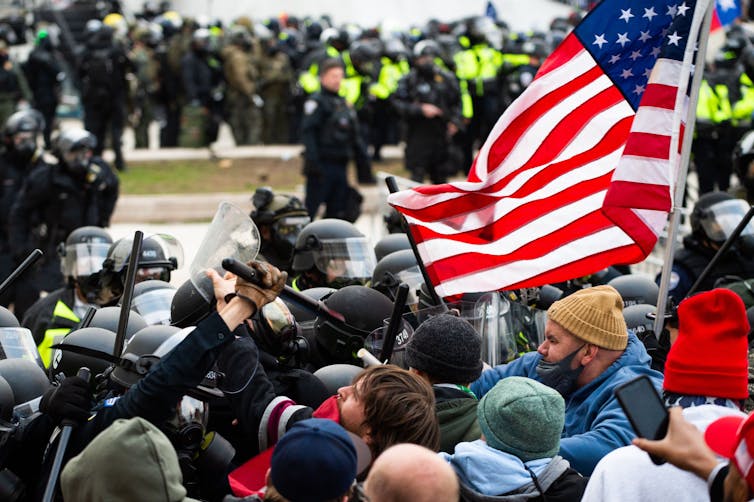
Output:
535 344 585 396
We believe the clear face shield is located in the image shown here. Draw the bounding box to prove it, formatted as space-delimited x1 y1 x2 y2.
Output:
314 237 377 287
62 242 111 278
132 288 176 325
700 199 754 243
472 293 519 366
63 147 92 173
0 327 44 369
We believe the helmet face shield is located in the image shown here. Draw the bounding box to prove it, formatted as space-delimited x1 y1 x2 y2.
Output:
700 199 754 243
132 288 176 325
314 237 376 283
273 215 310 248
0 328 44 369
63 242 111 278
260 298 298 341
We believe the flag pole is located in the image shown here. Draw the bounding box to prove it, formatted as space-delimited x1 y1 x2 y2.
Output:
653 0 715 336
385 176 448 311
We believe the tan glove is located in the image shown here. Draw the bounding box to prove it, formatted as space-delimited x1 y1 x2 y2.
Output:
235 260 287 311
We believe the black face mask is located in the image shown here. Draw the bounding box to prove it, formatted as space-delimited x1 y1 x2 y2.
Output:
535 344 585 396
417 61 434 77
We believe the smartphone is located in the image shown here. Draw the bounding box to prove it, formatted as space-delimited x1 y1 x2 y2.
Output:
614 375 669 465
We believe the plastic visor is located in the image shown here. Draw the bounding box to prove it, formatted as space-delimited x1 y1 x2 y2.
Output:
132 288 176 326
701 199 754 242
395 266 424 307
0 328 44 369
364 318 415 368
473 293 518 367
63 242 111 277
314 237 377 280
273 215 310 246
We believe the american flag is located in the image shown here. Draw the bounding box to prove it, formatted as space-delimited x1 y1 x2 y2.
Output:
389 0 710 298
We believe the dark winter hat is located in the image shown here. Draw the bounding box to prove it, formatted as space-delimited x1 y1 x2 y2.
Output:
405 314 482 384
478 377 565 462
271 418 369 502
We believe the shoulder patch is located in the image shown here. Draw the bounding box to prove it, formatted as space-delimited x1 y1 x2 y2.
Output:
103 396 120 408
304 100 318 115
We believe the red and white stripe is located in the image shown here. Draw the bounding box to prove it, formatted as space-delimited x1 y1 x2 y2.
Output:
389 7 705 298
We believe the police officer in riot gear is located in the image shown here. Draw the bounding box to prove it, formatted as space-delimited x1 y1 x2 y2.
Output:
0 110 45 309
9 128 118 320
300 58 371 219
251 187 311 273
660 191 754 302
21 226 112 368
393 40 462 184
290 218 377 291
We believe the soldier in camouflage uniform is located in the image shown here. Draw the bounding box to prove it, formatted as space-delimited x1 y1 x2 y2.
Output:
259 31 293 144
222 26 262 146
129 27 161 149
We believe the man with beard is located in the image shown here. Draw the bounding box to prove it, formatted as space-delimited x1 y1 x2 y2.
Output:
471 285 663 476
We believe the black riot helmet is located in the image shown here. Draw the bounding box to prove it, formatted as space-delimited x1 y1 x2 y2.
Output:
284 287 336 325
251 187 311 265
59 227 113 301
110 325 182 388
734 130 754 193
0 375 13 421
3 109 44 162
0 358 50 405
321 27 349 51
132 280 176 326
291 219 376 288
349 40 381 78
371 249 423 308
89 307 148 342
54 128 96 178
50 327 117 379
607 275 660 308
313 286 394 365
170 279 212 328
690 192 754 254
100 234 183 302
623 304 657 342
373 234 411 262
0 307 19 328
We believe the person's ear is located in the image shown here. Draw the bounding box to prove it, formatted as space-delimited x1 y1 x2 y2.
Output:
579 344 598 366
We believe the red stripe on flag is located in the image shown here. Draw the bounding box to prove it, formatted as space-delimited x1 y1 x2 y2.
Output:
640 83 679 109
622 132 671 159
536 33 586 79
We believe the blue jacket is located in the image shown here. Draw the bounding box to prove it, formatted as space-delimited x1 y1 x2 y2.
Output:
470 332 663 475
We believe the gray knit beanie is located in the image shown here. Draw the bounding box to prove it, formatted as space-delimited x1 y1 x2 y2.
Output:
477 377 565 462
405 314 482 384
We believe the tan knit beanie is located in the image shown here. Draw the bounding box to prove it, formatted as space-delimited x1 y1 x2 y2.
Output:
547 285 628 350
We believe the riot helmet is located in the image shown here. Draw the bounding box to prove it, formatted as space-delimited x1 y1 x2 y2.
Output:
59 226 113 301
383 37 409 62
251 187 311 266
191 28 211 52
608 275 660 308
132 280 176 326
371 249 423 309
284 287 335 348
50 327 117 379
100 234 183 302
690 192 754 254
349 40 381 79
321 27 349 51
373 234 411 262
171 279 212 328
0 375 13 421
228 25 253 51
0 307 19 328
313 364 363 395
3 109 44 163
734 130 754 193
0 358 50 405
313 286 394 365
110 325 182 388
623 304 657 342
291 219 376 289
54 128 96 178
0 327 44 369
89 307 148 341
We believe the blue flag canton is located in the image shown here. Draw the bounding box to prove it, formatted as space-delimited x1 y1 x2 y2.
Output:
575 0 698 110
716 0 740 26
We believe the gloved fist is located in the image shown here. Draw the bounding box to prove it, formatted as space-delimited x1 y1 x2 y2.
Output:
235 261 287 311
40 375 91 425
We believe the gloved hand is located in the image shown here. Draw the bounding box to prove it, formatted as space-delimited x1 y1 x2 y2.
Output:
40 375 91 425
235 261 287 311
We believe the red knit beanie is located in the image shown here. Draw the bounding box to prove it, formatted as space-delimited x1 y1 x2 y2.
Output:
663 288 750 400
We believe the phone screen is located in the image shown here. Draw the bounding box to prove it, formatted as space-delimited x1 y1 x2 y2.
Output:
615 376 668 440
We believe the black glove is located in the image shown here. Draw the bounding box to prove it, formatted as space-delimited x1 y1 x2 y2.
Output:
40 376 91 425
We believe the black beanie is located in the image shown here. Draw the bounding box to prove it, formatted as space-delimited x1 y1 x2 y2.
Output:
405 314 483 384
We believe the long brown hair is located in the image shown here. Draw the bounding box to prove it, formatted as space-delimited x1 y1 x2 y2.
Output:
352 365 440 458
